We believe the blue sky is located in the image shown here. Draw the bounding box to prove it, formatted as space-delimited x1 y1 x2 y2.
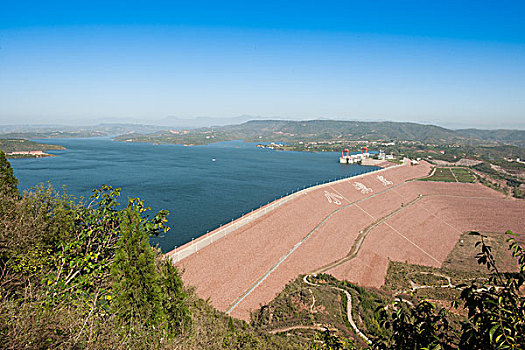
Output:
1 1 524 128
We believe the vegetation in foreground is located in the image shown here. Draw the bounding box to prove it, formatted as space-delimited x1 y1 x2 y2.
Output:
376 231 524 350
251 230 524 349
252 274 392 348
1 149 524 349
0 150 302 349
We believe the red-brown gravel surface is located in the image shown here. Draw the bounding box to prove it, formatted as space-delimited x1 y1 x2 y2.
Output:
171 161 523 321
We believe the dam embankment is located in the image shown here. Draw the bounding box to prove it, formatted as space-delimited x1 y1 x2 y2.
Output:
172 158 523 321
168 161 525 321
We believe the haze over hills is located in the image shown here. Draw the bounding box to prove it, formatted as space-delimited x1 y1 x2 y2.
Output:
0 115 279 130
154 115 271 128
0 123 166 138
1 119 524 149
457 128 525 148
1 119 524 147
112 120 525 147
4 115 525 147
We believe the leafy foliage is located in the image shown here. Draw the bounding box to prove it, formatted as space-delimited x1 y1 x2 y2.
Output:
0 161 192 348
308 328 355 350
456 232 524 349
0 156 304 349
0 150 18 197
158 257 192 336
374 231 525 350
375 299 456 349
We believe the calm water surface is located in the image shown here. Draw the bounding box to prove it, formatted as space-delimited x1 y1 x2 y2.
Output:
10 138 378 251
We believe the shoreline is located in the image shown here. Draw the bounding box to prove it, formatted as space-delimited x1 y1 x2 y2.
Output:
6 151 54 158
166 159 407 263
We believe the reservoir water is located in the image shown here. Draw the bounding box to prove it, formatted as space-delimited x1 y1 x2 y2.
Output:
10 138 379 251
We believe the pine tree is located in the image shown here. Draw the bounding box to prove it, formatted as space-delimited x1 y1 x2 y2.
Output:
160 258 191 336
111 199 164 329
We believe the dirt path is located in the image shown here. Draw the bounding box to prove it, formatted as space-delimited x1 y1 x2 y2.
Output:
226 184 504 317
426 167 437 178
267 324 335 334
303 275 371 344
225 181 414 315
449 168 459 182
396 272 455 296
310 195 423 274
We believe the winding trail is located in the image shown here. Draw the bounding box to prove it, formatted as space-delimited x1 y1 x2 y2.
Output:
241 188 509 340
303 275 371 345
396 272 455 296
225 180 414 315
267 324 335 335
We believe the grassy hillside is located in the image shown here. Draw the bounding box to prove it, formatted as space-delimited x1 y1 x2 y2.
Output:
251 274 392 348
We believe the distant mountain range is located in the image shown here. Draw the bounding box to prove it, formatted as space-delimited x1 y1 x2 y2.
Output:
153 115 269 128
220 120 471 144
0 123 166 139
115 120 525 147
1 120 524 147
207 120 525 146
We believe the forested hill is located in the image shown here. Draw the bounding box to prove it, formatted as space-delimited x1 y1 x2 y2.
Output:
0 139 65 154
223 120 469 143
116 119 524 146
457 128 525 147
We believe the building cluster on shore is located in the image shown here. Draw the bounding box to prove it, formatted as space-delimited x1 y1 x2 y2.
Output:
340 148 398 165
339 147 371 164
256 142 284 150
7 150 50 157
